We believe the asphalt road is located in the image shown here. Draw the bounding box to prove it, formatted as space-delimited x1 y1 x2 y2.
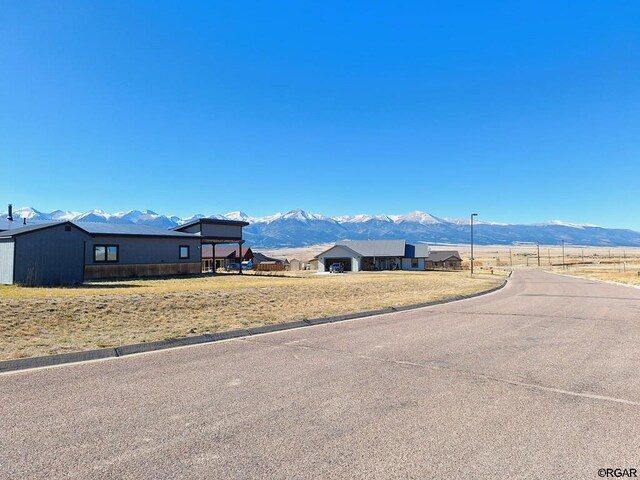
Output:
2 270 640 479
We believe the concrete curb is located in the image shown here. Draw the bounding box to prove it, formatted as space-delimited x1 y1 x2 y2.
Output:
0 274 511 374
0 347 118 373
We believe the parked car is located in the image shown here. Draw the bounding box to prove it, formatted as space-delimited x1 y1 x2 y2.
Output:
226 261 254 271
329 263 345 273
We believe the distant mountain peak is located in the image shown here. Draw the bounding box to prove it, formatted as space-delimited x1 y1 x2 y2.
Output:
224 211 251 221
394 210 443 225
13 207 43 219
543 220 600 229
282 209 320 222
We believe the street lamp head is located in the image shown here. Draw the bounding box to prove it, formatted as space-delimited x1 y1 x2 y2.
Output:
471 213 478 217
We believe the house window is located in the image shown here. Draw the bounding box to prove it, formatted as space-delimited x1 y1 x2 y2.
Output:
94 245 119 263
179 245 190 259
411 258 419 268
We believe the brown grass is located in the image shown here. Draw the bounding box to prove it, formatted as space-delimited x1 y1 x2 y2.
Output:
0 270 505 360
556 269 640 287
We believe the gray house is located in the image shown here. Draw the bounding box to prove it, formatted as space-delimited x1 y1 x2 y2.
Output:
316 240 430 272
0 218 248 286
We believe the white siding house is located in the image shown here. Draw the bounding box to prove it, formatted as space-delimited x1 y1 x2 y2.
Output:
316 240 430 272
317 244 362 272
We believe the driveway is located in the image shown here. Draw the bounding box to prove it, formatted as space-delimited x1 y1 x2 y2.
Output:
2 270 639 479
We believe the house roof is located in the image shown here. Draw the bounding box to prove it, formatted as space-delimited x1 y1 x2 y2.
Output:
336 239 406 257
404 243 430 258
0 221 66 238
315 243 364 259
173 217 249 230
74 222 196 238
0 221 197 239
427 250 462 262
253 252 285 264
0 218 52 232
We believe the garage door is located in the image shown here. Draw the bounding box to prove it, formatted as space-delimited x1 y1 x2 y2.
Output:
0 241 14 285
324 257 352 272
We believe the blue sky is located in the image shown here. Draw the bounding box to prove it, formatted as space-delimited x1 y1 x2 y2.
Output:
1 1 639 227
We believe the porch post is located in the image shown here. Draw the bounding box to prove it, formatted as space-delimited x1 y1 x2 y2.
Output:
238 242 243 275
212 243 216 274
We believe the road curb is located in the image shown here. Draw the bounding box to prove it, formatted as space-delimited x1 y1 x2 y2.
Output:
0 347 118 373
0 274 510 374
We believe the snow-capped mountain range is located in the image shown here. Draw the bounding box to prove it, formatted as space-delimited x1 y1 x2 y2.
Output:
2 206 640 248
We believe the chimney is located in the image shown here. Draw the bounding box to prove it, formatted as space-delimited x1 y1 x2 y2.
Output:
7 204 13 222
23 218 26 225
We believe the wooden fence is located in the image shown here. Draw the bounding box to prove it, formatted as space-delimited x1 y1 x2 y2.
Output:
254 263 288 272
85 262 201 280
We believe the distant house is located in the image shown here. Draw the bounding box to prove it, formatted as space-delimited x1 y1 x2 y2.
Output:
315 240 430 272
251 252 289 271
289 259 307 271
425 251 463 270
253 252 285 265
201 245 254 271
0 217 249 286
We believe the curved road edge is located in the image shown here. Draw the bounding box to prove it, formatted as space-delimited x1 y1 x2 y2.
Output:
0 271 513 374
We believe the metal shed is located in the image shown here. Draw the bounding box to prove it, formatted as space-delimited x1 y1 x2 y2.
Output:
0 222 90 286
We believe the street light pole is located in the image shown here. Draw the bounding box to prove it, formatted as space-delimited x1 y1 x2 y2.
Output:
471 213 478 275
562 240 565 269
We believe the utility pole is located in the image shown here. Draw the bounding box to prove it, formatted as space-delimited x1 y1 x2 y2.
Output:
548 248 551 265
582 248 584 264
537 242 540 267
470 213 478 275
509 248 513 267
562 240 566 269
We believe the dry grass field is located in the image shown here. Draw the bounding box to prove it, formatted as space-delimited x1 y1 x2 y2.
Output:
554 270 640 287
451 244 640 269
0 270 505 360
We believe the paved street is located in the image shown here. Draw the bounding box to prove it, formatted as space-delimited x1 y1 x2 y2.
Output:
2 270 640 479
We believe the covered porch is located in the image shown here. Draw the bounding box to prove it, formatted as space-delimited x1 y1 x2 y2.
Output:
361 256 403 271
201 244 253 272
172 218 249 275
